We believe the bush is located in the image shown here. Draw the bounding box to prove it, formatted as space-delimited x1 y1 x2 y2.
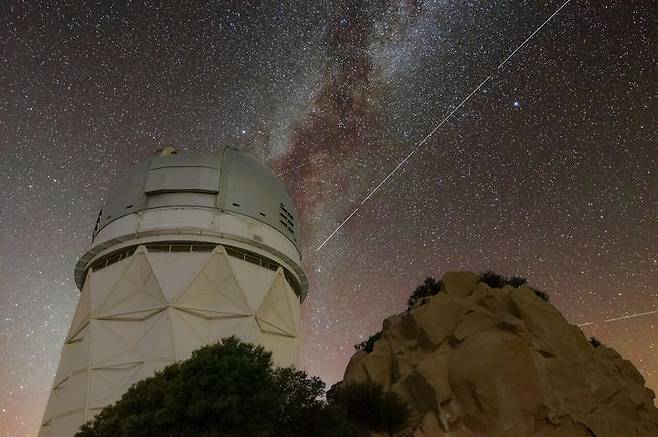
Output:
531 287 550 303
407 277 442 310
77 337 361 437
480 271 515 288
354 331 382 353
329 382 410 436
479 271 549 302
508 275 528 287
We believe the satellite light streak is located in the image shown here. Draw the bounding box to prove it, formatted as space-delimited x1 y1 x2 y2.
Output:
316 207 361 251
315 0 574 252
360 74 493 206
577 309 658 327
497 0 574 69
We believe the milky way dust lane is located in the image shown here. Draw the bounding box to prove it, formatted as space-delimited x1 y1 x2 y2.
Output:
315 0 575 252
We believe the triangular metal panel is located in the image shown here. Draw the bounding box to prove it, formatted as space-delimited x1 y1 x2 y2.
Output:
134 309 175 360
256 318 295 338
39 411 85 437
96 248 168 317
208 316 260 345
89 257 131 314
174 307 252 320
67 272 91 341
47 370 88 418
89 315 161 368
284 278 301 332
97 308 164 321
175 250 251 316
146 251 212 302
261 332 300 368
53 325 91 389
170 308 210 361
226 255 277 312
87 363 142 409
230 316 263 346
256 272 297 337
130 359 172 386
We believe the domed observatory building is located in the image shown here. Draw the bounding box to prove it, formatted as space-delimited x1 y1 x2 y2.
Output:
39 147 308 436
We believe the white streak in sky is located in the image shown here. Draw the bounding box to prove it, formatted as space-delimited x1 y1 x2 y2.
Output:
315 0 574 251
316 207 360 251
577 309 658 327
605 309 658 323
497 0 574 69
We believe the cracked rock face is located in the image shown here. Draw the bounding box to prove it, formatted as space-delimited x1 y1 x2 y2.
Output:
343 272 658 437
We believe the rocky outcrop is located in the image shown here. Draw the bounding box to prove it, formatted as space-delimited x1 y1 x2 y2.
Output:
343 272 658 437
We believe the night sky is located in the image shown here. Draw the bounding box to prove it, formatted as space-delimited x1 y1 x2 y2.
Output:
1 1 657 435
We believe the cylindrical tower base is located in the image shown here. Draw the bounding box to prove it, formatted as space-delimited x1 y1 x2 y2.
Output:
39 243 300 436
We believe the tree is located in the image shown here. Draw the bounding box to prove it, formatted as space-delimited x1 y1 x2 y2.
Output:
77 337 408 437
330 382 410 437
531 287 550 303
354 331 382 353
479 271 509 288
407 277 442 310
479 271 550 302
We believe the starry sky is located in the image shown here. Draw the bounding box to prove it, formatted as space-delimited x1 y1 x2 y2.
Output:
1 1 657 435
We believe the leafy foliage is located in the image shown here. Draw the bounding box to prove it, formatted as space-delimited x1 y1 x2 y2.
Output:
531 287 550 303
508 275 528 287
354 331 382 353
480 271 513 288
76 337 408 437
329 381 410 436
407 276 442 310
589 337 602 348
479 271 550 302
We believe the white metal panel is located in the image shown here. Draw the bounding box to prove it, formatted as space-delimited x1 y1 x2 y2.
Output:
43 241 303 436
227 255 277 312
39 411 86 437
144 166 220 195
146 251 211 302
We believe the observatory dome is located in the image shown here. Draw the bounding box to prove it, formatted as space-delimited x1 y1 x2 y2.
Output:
42 147 308 435
75 146 307 298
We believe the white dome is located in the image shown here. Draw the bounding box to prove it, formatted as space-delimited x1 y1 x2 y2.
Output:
75 147 307 298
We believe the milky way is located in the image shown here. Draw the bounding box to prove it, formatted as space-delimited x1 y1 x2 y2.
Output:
1 1 657 435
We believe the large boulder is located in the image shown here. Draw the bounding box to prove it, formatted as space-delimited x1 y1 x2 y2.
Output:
343 272 658 437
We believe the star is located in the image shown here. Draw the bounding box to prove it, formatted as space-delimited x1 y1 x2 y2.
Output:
1 2 656 436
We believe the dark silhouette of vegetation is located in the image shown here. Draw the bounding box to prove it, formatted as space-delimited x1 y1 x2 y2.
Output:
508 275 528 287
479 271 550 302
531 287 550 303
480 271 518 288
589 337 602 348
354 331 382 353
76 337 408 437
407 276 442 310
329 381 410 437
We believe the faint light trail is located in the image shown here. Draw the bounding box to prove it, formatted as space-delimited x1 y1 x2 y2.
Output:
316 0 574 251
497 0 574 69
316 207 360 251
360 74 493 206
361 149 416 205
577 309 658 327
